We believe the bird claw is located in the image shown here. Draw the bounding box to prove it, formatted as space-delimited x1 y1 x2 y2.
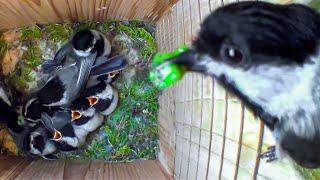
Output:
261 145 278 162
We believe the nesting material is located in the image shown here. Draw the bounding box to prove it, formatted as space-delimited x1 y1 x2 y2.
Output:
0 21 159 162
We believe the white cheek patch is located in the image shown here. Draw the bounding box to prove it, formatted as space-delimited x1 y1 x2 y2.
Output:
200 54 320 139
97 84 113 100
81 107 96 117
101 89 118 116
73 48 91 57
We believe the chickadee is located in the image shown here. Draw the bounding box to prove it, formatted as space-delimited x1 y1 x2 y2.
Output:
41 111 79 151
169 1 320 168
22 97 62 126
37 52 97 107
0 85 23 134
22 123 57 160
85 81 118 116
42 29 111 74
87 54 127 88
41 97 104 151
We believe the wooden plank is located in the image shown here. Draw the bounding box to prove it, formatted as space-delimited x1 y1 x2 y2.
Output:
6 159 30 180
63 160 91 180
0 156 28 179
84 160 104 180
0 0 179 29
16 160 65 180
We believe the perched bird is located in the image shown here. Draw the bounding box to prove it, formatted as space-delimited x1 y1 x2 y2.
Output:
169 1 320 168
42 29 111 74
85 81 119 116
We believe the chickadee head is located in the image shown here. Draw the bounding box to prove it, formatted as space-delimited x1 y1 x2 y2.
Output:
175 2 320 72
172 1 320 168
72 30 97 57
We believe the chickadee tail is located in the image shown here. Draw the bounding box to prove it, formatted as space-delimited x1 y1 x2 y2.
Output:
90 55 127 77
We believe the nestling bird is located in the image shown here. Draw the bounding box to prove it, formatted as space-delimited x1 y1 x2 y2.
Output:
37 52 97 107
169 1 320 168
0 85 23 134
85 80 119 116
21 123 57 160
22 97 62 126
42 29 111 74
40 96 104 151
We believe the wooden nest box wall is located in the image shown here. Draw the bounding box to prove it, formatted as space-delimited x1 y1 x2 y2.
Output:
0 0 298 179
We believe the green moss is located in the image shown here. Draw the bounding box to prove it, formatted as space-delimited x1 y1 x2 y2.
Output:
74 22 98 32
8 67 33 91
45 24 72 43
22 45 42 67
116 23 157 58
296 165 320 180
20 25 42 41
98 21 116 32
309 0 320 11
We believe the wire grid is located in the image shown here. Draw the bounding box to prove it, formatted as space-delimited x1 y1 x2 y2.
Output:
156 0 267 179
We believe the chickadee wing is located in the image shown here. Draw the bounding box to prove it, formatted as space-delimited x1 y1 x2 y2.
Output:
90 55 127 76
75 52 97 91
40 112 55 133
53 42 72 63
53 111 72 130
42 43 72 74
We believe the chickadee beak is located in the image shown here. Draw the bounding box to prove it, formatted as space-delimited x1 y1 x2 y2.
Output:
52 130 62 141
108 71 119 78
87 96 99 107
170 49 206 72
71 111 82 121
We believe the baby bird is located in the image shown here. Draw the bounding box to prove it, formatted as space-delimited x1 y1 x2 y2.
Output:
42 29 111 74
22 97 62 126
21 123 57 160
0 85 23 134
37 52 97 107
40 96 104 151
85 80 119 116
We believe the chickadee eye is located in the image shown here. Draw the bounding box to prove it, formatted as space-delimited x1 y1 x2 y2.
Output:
222 45 243 64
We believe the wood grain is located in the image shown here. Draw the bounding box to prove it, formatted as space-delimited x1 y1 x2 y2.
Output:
0 0 178 29
0 158 169 179
16 160 66 180
0 156 29 180
63 160 90 180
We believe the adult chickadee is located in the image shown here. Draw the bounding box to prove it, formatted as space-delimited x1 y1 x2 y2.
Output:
169 1 320 168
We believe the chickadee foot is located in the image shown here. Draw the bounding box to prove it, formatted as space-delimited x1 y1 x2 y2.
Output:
261 145 278 162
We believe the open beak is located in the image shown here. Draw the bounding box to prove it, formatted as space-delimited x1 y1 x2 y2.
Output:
71 111 82 121
87 96 99 107
53 130 62 141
